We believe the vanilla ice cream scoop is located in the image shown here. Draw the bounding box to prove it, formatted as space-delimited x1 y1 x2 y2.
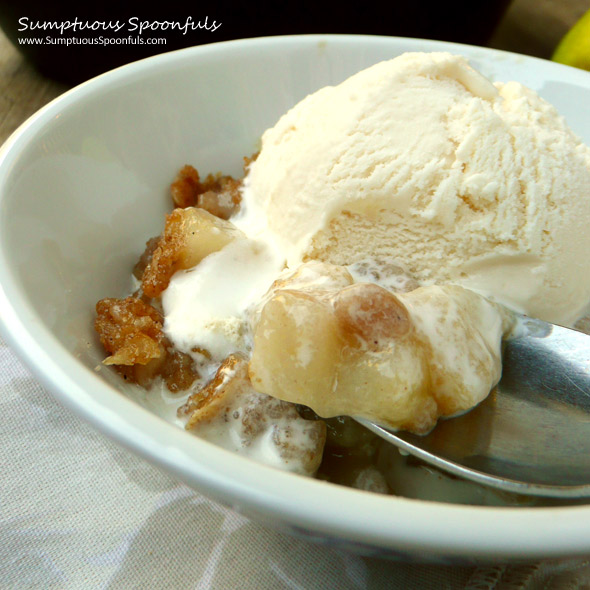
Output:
244 52 590 325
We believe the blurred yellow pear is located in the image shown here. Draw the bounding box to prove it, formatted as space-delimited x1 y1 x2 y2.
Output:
552 8 590 71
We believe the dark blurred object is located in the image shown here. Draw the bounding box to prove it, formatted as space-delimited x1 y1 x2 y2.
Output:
0 1 513 85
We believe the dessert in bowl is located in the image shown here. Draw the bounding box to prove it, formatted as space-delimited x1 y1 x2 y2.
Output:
1 35 590 564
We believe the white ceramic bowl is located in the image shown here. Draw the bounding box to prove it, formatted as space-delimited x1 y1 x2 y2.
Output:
2 35 590 565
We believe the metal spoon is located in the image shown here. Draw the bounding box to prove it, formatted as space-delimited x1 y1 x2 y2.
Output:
356 315 590 498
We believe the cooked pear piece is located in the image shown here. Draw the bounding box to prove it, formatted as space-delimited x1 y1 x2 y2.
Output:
249 262 511 434
404 284 510 416
142 207 244 297
333 282 412 349
249 290 343 405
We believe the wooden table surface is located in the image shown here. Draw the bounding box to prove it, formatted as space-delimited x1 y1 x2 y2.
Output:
0 0 588 147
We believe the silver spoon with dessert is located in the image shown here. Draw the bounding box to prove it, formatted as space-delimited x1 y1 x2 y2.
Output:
358 314 590 498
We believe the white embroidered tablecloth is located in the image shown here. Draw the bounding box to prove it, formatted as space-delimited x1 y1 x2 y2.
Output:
1 335 590 590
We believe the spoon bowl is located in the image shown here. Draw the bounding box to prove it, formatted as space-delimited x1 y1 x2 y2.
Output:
358 315 590 498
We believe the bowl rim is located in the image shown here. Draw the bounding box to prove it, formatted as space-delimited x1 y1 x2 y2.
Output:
2 33 590 561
